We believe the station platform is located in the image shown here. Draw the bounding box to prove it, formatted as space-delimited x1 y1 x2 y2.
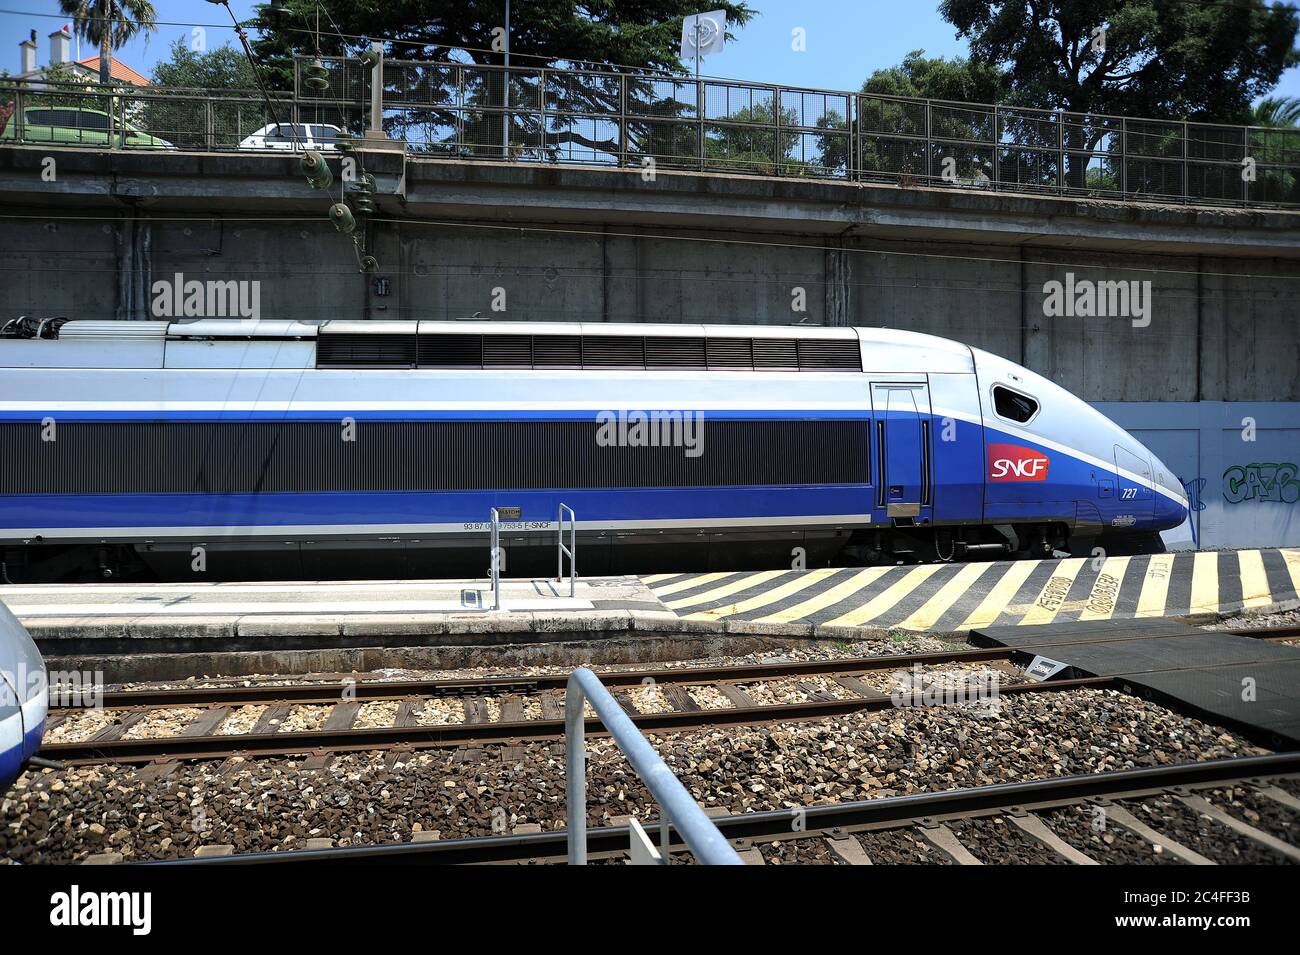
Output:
969 618 1300 748
4 576 667 645
646 548 1300 631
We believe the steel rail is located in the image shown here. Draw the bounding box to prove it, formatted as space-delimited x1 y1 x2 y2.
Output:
40 676 1108 765
52 622 1298 712
158 752 1300 865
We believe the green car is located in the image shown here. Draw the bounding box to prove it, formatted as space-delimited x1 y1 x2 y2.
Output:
0 105 174 149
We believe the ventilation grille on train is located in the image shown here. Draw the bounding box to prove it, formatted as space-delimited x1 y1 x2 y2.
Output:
316 332 418 367
318 333 861 371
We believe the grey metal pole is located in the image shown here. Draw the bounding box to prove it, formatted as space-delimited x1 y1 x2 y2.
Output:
369 40 383 135
489 507 501 611
565 674 587 864
502 0 510 159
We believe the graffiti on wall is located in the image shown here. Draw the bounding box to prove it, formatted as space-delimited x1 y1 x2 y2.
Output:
1182 477 1206 546
1222 462 1300 504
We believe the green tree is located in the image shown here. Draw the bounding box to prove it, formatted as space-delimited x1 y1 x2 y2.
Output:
938 0 1299 121
939 1 1300 197
141 39 266 149
850 50 1009 178
862 49 1008 102
252 1 756 158
1248 96 1300 203
59 0 158 85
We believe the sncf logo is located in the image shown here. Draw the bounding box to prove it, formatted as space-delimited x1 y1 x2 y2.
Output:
988 443 1050 482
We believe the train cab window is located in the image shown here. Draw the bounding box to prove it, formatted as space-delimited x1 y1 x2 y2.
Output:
992 385 1038 423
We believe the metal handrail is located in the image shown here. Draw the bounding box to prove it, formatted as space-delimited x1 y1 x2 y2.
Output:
488 507 502 611
556 503 576 598
3 60 1298 208
565 667 744 865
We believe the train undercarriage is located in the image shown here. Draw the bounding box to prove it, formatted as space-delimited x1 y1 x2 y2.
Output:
0 521 1165 584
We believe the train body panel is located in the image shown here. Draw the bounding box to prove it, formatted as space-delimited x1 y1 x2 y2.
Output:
0 599 46 790
0 320 1187 579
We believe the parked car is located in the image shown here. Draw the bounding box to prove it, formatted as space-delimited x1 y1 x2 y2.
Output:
238 122 342 152
0 104 174 149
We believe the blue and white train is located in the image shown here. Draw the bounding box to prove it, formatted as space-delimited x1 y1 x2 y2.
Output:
1 599 46 790
0 318 1188 580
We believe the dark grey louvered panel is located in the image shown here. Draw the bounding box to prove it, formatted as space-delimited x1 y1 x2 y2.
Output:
482 334 533 367
0 421 869 493
318 332 861 372
645 337 708 369
418 334 483 368
581 335 645 367
753 338 799 369
797 339 861 370
316 333 417 367
531 335 582 367
706 337 753 369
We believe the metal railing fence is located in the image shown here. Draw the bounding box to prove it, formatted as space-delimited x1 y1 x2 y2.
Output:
565 666 744 865
3 59 1298 208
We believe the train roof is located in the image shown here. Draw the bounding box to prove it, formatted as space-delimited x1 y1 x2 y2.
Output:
1 319 975 373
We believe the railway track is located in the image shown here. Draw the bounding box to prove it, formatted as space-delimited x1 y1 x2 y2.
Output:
163 752 1300 865
40 624 1299 766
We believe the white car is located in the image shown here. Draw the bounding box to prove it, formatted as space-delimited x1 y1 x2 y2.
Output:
238 122 343 152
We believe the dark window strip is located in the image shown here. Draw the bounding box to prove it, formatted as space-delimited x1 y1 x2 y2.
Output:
0 420 869 494
316 333 862 372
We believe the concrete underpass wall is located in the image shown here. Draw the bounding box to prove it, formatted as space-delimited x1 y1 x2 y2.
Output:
1097 402 1300 550
10 214 1297 403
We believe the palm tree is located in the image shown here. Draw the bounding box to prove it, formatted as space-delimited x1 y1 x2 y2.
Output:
1251 96 1300 128
1248 97 1300 203
58 0 157 85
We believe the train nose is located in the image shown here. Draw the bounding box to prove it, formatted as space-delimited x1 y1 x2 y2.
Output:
1148 452 1190 531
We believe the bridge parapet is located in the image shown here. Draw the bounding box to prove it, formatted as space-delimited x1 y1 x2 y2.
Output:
3 54 1299 211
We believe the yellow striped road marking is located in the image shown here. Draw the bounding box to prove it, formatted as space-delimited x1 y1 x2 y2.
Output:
1284 549 1300 596
683 568 842 620
642 573 680 584
1135 553 1176 618
889 561 996 631
1188 551 1220 614
649 572 740 598
1017 557 1088 626
823 564 948 629
752 566 895 625
1078 556 1131 621
666 570 788 611
956 560 1038 630
1237 549 1273 611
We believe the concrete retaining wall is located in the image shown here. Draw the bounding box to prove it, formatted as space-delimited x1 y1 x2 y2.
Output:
1099 401 1300 549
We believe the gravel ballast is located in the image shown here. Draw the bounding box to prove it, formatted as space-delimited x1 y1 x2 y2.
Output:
2 686 1270 864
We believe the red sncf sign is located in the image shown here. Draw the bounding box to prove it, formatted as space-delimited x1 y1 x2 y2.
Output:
988 443 1050 482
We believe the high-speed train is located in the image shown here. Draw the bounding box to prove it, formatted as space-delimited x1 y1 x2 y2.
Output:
0 318 1187 581
1 599 46 790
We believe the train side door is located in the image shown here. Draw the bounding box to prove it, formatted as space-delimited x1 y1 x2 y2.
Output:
870 382 932 519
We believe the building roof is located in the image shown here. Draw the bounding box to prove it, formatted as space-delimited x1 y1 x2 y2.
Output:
75 55 150 87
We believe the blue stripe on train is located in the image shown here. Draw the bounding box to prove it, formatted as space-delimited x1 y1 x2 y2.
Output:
23 719 44 760
0 409 873 423
0 485 882 530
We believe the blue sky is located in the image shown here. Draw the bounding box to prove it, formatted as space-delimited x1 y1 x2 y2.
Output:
2 0 1297 103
